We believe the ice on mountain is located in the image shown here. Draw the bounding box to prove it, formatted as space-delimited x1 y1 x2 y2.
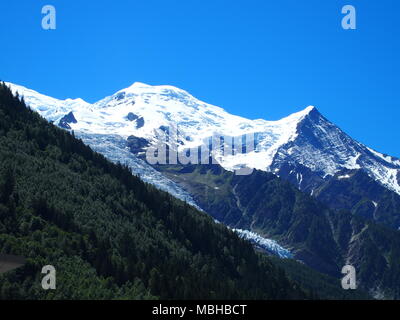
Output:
76 132 201 209
232 229 293 258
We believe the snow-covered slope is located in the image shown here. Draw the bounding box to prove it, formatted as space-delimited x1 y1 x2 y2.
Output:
5 82 92 123
5 81 400 196
77 132 201 208
4 82 201 207
271 107 400 195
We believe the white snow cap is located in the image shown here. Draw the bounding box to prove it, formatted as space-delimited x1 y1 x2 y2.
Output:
5 81 400 195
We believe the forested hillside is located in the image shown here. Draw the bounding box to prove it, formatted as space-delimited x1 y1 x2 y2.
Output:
0 82 309 299
158 163 400 299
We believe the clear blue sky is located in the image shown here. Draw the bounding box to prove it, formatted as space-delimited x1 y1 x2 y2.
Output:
1 0 399 157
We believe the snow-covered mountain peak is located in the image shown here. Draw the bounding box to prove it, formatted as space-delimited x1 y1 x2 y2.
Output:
124 81 187 92
125 81 152 89
5 82 89 105
285 105 316 119
65 97 87 104
116 81 195 101
305 105 316 112
5 81 91 123
271 105 317 130
271 104 400 194
4 80 400 195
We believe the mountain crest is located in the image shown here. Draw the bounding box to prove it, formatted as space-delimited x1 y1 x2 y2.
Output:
5 81 400 196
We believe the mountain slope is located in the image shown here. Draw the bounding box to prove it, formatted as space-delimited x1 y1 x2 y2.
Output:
0 82 310 300
313 169 400 230
4 83 201 206
4 81 400 298
156 163 400 298
272 107 400 213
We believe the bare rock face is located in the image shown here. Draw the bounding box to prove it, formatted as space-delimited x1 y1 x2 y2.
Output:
127 135 149 154
58 111 77 129
135 117 145 129
397 170 400 186
126 112 139 121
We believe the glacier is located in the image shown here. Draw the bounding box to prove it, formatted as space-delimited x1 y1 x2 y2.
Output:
232 229 293 259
